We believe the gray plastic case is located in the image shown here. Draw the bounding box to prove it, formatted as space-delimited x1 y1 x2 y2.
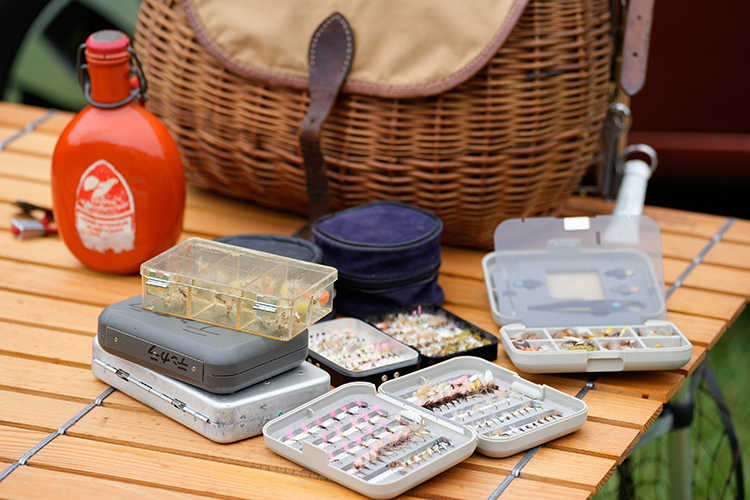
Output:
98 295 308 394
379 357 587 457
483 216 692 373
263 382 476 499
92 337 331 443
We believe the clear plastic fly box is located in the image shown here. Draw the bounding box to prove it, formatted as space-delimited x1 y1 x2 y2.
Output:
482 216 692 373
141 237 338 340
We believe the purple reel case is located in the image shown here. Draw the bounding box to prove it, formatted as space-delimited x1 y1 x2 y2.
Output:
311 201 444 318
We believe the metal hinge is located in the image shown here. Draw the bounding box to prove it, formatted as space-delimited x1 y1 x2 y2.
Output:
254 301 278 313
94 358 210 424
145 277 170 289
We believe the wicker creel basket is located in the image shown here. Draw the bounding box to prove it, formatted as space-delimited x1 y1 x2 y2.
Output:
134 0 613 249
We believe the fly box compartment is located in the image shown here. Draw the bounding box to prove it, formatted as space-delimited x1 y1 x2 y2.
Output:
483 216 692 373
141 237 337 340
307 317 420 387
367 304 498 367
98 295 308 394
262 382 476 499
379 357 587 457
499 320 692 373
92 337 331 443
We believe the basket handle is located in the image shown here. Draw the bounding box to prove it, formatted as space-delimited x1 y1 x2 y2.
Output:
299 13 355 226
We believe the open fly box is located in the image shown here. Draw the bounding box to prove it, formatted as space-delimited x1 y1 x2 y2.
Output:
483 216 692 373
366 304 498 367
97 295 309 394
92 337 330 443
262 382 476 499
379 356 587 457
307 317 420 387
141 237 337 340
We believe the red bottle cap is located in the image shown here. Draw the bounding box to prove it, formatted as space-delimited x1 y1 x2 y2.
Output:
85 30 130 54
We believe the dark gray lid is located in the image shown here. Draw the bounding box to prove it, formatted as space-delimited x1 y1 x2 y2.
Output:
97 296 308 378
215 234 324 263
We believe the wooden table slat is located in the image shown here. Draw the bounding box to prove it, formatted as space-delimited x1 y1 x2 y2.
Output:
664 258 750 296
667 287 747 322
520 447 617 493
666 312 727 349
0 389 89 433
722 219 750 245
660 232 712 262
546 420 640 464
0 354 108 404
2 129 58 158
0 466 220 500
592 371 684 402
568 389 663 432
502 477 592 500
0 150 50 183
705 240 750 270
29 435 432 500
68 406 311 475
0 321 94 368
0 102 72 133
0 259 140 308
0 289 102 335
0 425 51 464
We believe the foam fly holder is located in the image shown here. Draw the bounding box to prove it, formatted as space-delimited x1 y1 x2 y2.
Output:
307 317 421 387
263 381 476 499
311 201 444 318
379 356 587 457
366 303 498 367
483 215 692 373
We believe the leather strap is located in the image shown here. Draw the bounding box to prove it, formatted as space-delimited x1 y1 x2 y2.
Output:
620 0 655 96
300 13 354 225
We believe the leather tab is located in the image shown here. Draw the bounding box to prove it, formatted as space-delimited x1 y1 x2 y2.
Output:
620 0 655 96
300 13 354 224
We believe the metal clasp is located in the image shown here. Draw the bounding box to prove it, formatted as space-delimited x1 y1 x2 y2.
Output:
76 43 149 109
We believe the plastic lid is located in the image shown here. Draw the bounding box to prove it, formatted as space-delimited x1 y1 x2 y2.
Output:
314 201 441 246
491 215 666 327
214 234 324 263
86 30 130 54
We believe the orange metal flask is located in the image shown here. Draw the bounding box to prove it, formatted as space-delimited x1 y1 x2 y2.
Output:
51 30 185 274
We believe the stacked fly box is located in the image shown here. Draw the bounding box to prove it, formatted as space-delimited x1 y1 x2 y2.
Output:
92 235 338 442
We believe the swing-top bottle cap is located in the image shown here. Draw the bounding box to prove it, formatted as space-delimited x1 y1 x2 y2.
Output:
86 30 130 54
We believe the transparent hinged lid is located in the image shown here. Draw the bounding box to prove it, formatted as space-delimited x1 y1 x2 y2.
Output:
141 237 337 340
490 216 666 327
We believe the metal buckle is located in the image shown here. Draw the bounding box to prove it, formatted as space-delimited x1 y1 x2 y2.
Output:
76 43 149 109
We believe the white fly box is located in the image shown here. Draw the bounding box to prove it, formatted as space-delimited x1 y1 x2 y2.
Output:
262 382 476 499
379 356 587 457
483 215 692 373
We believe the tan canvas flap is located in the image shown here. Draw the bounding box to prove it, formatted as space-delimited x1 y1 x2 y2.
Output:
182 0 528 98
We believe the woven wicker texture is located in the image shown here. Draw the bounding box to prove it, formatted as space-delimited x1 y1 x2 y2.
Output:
135 0 613 249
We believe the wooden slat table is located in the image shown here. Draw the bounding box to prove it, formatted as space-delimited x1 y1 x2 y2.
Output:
0 102 746 500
